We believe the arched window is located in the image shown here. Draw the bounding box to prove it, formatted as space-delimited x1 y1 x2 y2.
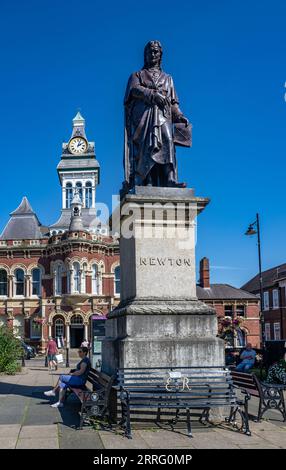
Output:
81 263 87 294
55 265 62 295
32 268 41 296
66 182 73 209
15 269 24 296
0 270 8 296
114 266 120 296
92 264 102 295
75 182 82 202
85 182 92 208
55 318 65 338
73 262 81 293
71 314 83 325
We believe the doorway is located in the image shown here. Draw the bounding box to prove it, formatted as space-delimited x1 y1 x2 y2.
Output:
70 315 84 348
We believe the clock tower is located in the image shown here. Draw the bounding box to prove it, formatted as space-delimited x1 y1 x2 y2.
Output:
50 112 103 234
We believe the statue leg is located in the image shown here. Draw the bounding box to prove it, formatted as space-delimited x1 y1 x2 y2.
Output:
163 164 186 188
144 164 159 186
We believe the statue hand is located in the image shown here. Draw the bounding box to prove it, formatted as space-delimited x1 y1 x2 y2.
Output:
153 93 167 109
178 116 189 127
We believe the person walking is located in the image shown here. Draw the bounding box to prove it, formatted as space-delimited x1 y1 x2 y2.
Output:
46 336 59 372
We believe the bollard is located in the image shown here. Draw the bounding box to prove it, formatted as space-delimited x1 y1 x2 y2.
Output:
66 347 70 368
45 355 48 367
21 353 25 367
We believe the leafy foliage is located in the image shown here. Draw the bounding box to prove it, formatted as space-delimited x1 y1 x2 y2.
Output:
0 325 22 374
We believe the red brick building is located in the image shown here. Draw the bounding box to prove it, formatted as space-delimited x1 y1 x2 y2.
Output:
242 263 286 341
197 258 261 348
0 113 120 353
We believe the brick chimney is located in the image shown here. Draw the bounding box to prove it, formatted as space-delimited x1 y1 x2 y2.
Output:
199 257 210 288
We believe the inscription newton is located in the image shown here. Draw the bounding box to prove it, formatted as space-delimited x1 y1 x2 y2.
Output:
139 257 192 267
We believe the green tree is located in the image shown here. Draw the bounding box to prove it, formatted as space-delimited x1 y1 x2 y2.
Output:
0 325 22 374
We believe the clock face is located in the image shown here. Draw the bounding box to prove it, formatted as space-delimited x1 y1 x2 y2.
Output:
68 137 88 154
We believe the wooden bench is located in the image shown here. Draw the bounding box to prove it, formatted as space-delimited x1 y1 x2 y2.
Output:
115 367 251 439
66 367 115 429
230 370 286 422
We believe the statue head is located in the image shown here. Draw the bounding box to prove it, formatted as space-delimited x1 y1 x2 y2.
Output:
144 40 163 69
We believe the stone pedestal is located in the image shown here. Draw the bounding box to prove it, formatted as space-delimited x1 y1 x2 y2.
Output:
102 187 224 375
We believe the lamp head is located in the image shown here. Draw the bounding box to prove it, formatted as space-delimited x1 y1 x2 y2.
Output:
245 225 257 236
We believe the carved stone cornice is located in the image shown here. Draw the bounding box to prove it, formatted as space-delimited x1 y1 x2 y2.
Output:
107 298 216 318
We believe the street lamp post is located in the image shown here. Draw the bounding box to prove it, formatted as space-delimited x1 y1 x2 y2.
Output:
245 213 265 349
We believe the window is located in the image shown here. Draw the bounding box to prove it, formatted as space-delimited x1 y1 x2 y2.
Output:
224 305 233 317
66 269 70 294
73 262 81 293
81 263 87 293
265 322 271 341
114 266 120 296
13 316 24 338
55 318 64 338
55 265 62 295
32 268 41 296
15 269 24 296
75 182 82 201
236 328 246 348
273 289 279 309
30 317 41 338
0 270 7 296
236 305 245 317
274 323 281 340
71 314 83 325
263 291 269 310
92 264 102 295
66 183 73 209
85 182 92 208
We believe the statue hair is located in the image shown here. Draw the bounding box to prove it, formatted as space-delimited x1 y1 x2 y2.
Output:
144 40 163 68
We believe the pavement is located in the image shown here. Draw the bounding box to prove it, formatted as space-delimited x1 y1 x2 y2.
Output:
0 357 286 449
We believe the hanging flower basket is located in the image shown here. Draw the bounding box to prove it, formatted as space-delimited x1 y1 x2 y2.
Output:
218 316 244 341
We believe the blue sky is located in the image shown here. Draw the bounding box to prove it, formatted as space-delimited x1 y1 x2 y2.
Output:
0 0 285 287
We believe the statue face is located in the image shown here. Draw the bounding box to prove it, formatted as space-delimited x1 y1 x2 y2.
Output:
145 45 161 67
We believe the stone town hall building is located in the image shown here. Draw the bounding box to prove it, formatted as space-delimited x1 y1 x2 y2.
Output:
0 113 120 353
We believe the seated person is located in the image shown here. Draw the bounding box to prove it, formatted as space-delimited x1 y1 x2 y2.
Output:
235 343 256 372
44 347 91 408
266 353 286 385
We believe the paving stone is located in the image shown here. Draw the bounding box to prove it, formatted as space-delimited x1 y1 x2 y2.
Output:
215 427 267 445
16 438 59 449
237 443 280 449
251 420 286 433
137 429 196 448
258 431 286 448
99 430 151 449
59 427 104 449
0 425 21 438
190 431 239 449
19 425 58 438
0 437 17 449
